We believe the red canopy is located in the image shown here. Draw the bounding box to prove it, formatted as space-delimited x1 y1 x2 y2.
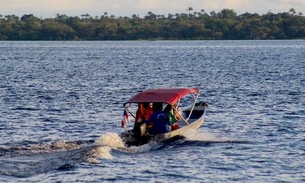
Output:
124 88 199 105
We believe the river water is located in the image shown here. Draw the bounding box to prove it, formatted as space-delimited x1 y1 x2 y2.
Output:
0 40 304 182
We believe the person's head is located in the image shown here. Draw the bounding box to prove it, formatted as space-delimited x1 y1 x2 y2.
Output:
153 102 163 111
163 104 172 113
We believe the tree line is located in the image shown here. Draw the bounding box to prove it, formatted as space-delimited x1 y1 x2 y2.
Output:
0 8 304 40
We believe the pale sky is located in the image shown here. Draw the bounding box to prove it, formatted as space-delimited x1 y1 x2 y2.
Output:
1 0 304 18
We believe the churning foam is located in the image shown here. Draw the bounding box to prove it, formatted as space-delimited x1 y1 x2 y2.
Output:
93 132 160 154
88 146 113 162
183 129 237 143
94 132 125 148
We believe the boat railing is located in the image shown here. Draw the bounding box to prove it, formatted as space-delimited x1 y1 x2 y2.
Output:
178 93 200 124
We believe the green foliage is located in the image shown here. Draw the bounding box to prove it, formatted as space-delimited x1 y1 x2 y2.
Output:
0 9 304 40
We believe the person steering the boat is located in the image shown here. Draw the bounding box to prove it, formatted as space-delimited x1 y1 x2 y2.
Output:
145 102 171 135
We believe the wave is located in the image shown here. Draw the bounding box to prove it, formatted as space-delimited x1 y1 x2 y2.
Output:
184 130 250 143
0 139 94 157
0 145 95 178
0 130 250 177
0 139 99 177
93 132 157 154
91 130 252 156
152 130 252 149
0 131 161 177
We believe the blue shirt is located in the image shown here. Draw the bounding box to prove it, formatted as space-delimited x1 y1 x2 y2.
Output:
146 110 171 134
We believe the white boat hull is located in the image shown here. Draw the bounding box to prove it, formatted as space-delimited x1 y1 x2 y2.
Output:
151 116 204 143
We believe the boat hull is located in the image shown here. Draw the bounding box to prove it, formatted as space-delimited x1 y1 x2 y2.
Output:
152 116 204 142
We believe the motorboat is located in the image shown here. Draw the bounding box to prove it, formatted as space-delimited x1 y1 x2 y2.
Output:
120 87 208 146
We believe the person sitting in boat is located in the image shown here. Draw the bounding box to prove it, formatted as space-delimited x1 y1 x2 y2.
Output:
145 102 171 135
134 102 153 139
164 103 181 131
135 103 145 124
134 103 145 138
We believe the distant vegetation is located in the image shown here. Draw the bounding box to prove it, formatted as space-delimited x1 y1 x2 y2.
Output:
0 8 304 40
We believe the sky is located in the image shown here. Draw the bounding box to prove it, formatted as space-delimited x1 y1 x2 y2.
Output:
1 0 304 18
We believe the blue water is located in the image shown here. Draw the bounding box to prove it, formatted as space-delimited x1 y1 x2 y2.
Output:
0 40 304 182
